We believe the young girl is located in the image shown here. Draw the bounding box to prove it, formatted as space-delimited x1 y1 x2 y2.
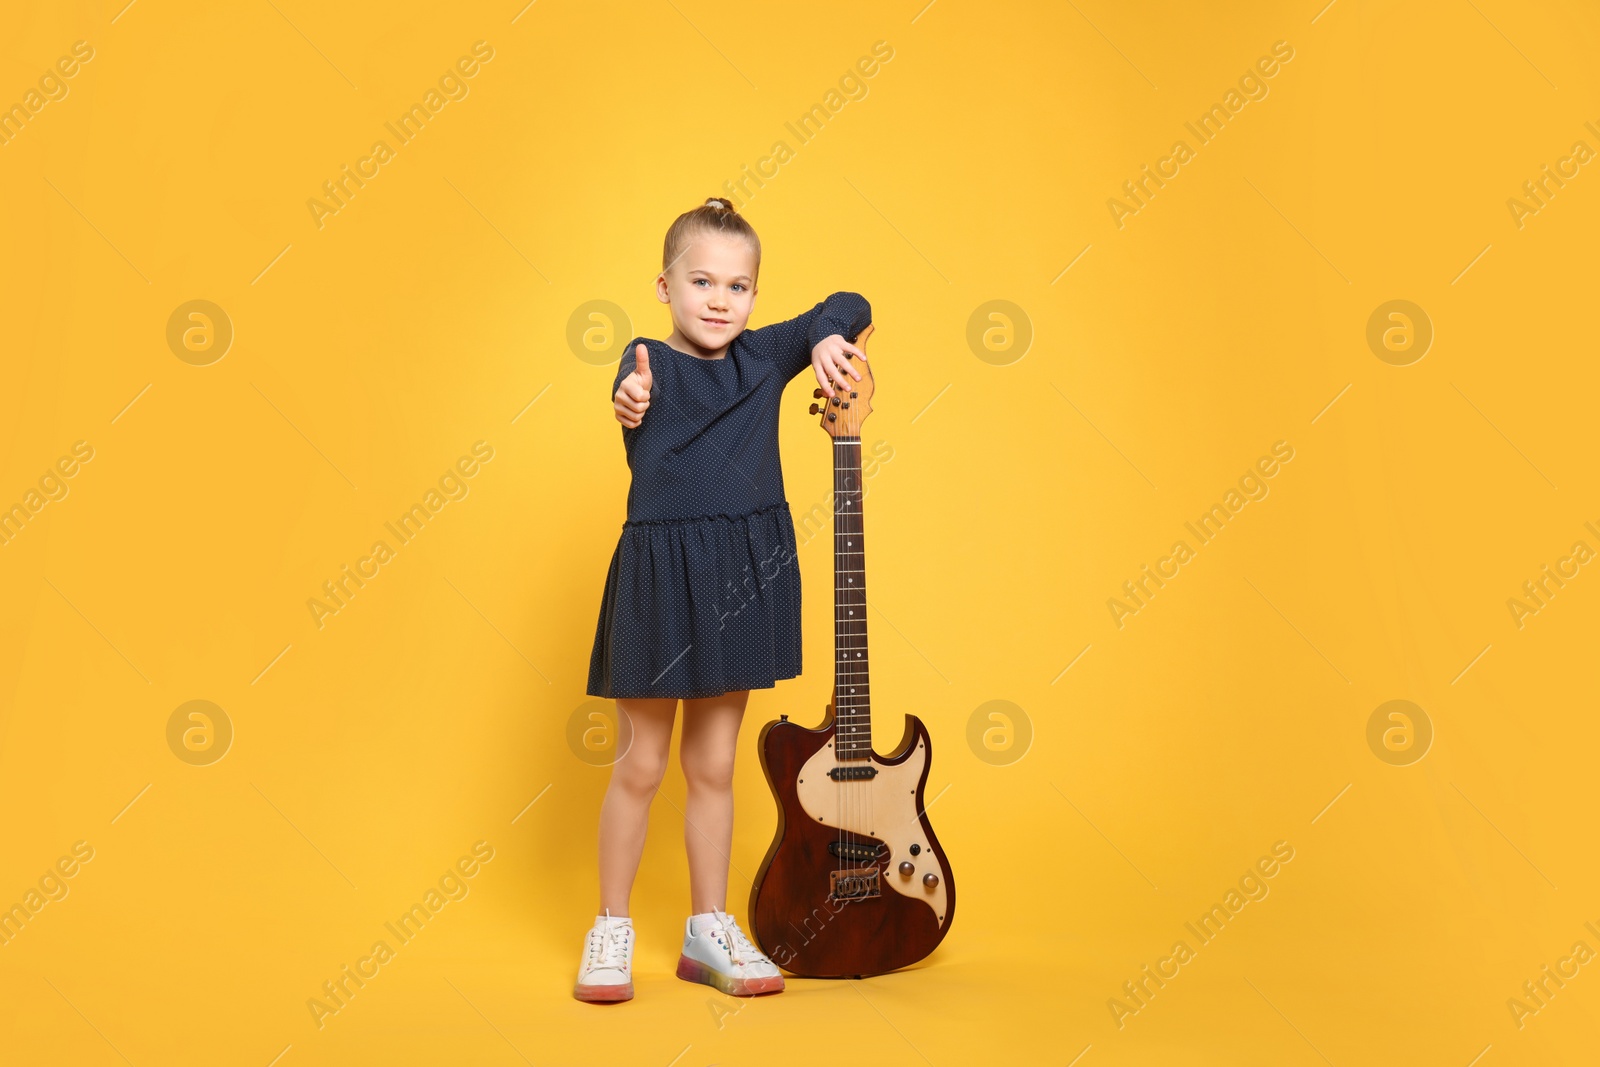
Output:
576 197 871 1003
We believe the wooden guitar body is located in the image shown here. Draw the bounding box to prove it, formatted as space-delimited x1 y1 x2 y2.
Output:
750 699 955 977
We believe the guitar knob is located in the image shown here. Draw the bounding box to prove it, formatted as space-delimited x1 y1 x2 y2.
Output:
809 403 821 414
922 872 938 888
813 388 825 398
898 861 914 876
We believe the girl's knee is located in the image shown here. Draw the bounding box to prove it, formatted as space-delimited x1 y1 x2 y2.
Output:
613 748 669 797
609 697 676 796
680 749 736 792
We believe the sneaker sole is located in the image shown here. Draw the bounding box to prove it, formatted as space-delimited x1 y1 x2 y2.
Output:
573 981 633 1003
676 954 785 996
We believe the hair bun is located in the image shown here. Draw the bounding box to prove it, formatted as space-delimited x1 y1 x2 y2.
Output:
704 197 734 211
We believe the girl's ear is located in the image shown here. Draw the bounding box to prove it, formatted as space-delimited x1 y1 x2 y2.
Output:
655 272 671 303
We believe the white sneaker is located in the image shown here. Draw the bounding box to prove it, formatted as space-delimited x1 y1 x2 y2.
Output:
574 910 635 1003
675 909 785 996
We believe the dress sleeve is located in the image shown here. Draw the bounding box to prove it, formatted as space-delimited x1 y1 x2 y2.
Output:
742 292 872 382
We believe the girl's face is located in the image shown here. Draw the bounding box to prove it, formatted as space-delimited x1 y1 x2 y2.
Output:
656 233 759 357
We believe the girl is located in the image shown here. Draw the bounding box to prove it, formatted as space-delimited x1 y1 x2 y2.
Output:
576 197 871 1003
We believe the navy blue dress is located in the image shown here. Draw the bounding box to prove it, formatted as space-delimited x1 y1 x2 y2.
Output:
587 292 873 700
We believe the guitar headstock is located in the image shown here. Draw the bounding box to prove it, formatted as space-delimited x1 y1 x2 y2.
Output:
809 323 875 438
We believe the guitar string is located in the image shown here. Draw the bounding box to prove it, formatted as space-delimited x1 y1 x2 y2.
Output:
836 365 846 898
838 419 851 895
847 432 859 895
848 435 859 894
839 430 859 899
835 426 845 894
838 428 851 895
837 430 852 895
858 436 872 890
852 435 864 890
858 435 873 896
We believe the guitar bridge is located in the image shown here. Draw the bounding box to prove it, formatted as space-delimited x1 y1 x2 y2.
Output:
829 866 881 902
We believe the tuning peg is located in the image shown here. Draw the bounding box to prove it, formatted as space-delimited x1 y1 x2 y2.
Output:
809 403 821 414
813 388 825 398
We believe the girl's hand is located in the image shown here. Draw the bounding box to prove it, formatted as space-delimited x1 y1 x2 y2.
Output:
614 343 652 428
811 334 867 399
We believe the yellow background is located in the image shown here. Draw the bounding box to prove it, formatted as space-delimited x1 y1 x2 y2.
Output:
2 0 1597 1063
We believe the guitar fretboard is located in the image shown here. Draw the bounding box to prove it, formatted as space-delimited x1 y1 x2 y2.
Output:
832 436 871 760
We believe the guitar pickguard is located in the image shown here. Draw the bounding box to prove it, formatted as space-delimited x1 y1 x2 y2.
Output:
793 735 950 926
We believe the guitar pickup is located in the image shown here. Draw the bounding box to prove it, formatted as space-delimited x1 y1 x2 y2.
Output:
827 840 885 862
828 765 878 781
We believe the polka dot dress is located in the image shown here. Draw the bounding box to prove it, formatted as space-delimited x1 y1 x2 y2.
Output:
588 292 872 701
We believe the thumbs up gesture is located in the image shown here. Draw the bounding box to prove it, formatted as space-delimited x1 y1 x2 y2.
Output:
614 343 653 428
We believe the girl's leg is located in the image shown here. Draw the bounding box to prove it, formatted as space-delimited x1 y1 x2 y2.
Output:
679 689 751 913
597 696 678 917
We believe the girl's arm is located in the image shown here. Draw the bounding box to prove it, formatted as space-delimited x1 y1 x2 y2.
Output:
742 291 872 385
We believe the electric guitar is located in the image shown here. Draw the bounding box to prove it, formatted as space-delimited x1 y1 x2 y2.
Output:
748 324 956 977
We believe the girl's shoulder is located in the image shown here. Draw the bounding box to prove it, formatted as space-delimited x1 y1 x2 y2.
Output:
623 336 681 362
618 336 664 364
613 338 664 393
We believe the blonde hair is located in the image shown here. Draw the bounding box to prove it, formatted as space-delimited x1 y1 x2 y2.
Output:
662 197 761 281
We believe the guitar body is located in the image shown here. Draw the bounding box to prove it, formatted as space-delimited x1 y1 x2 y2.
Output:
749 699 955 977
747 323 955 978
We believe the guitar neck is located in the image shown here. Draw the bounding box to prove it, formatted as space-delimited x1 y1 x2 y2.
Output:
833 435 872 760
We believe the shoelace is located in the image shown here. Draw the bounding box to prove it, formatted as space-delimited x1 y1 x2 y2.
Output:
709 909 765 966
588 913 633 971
